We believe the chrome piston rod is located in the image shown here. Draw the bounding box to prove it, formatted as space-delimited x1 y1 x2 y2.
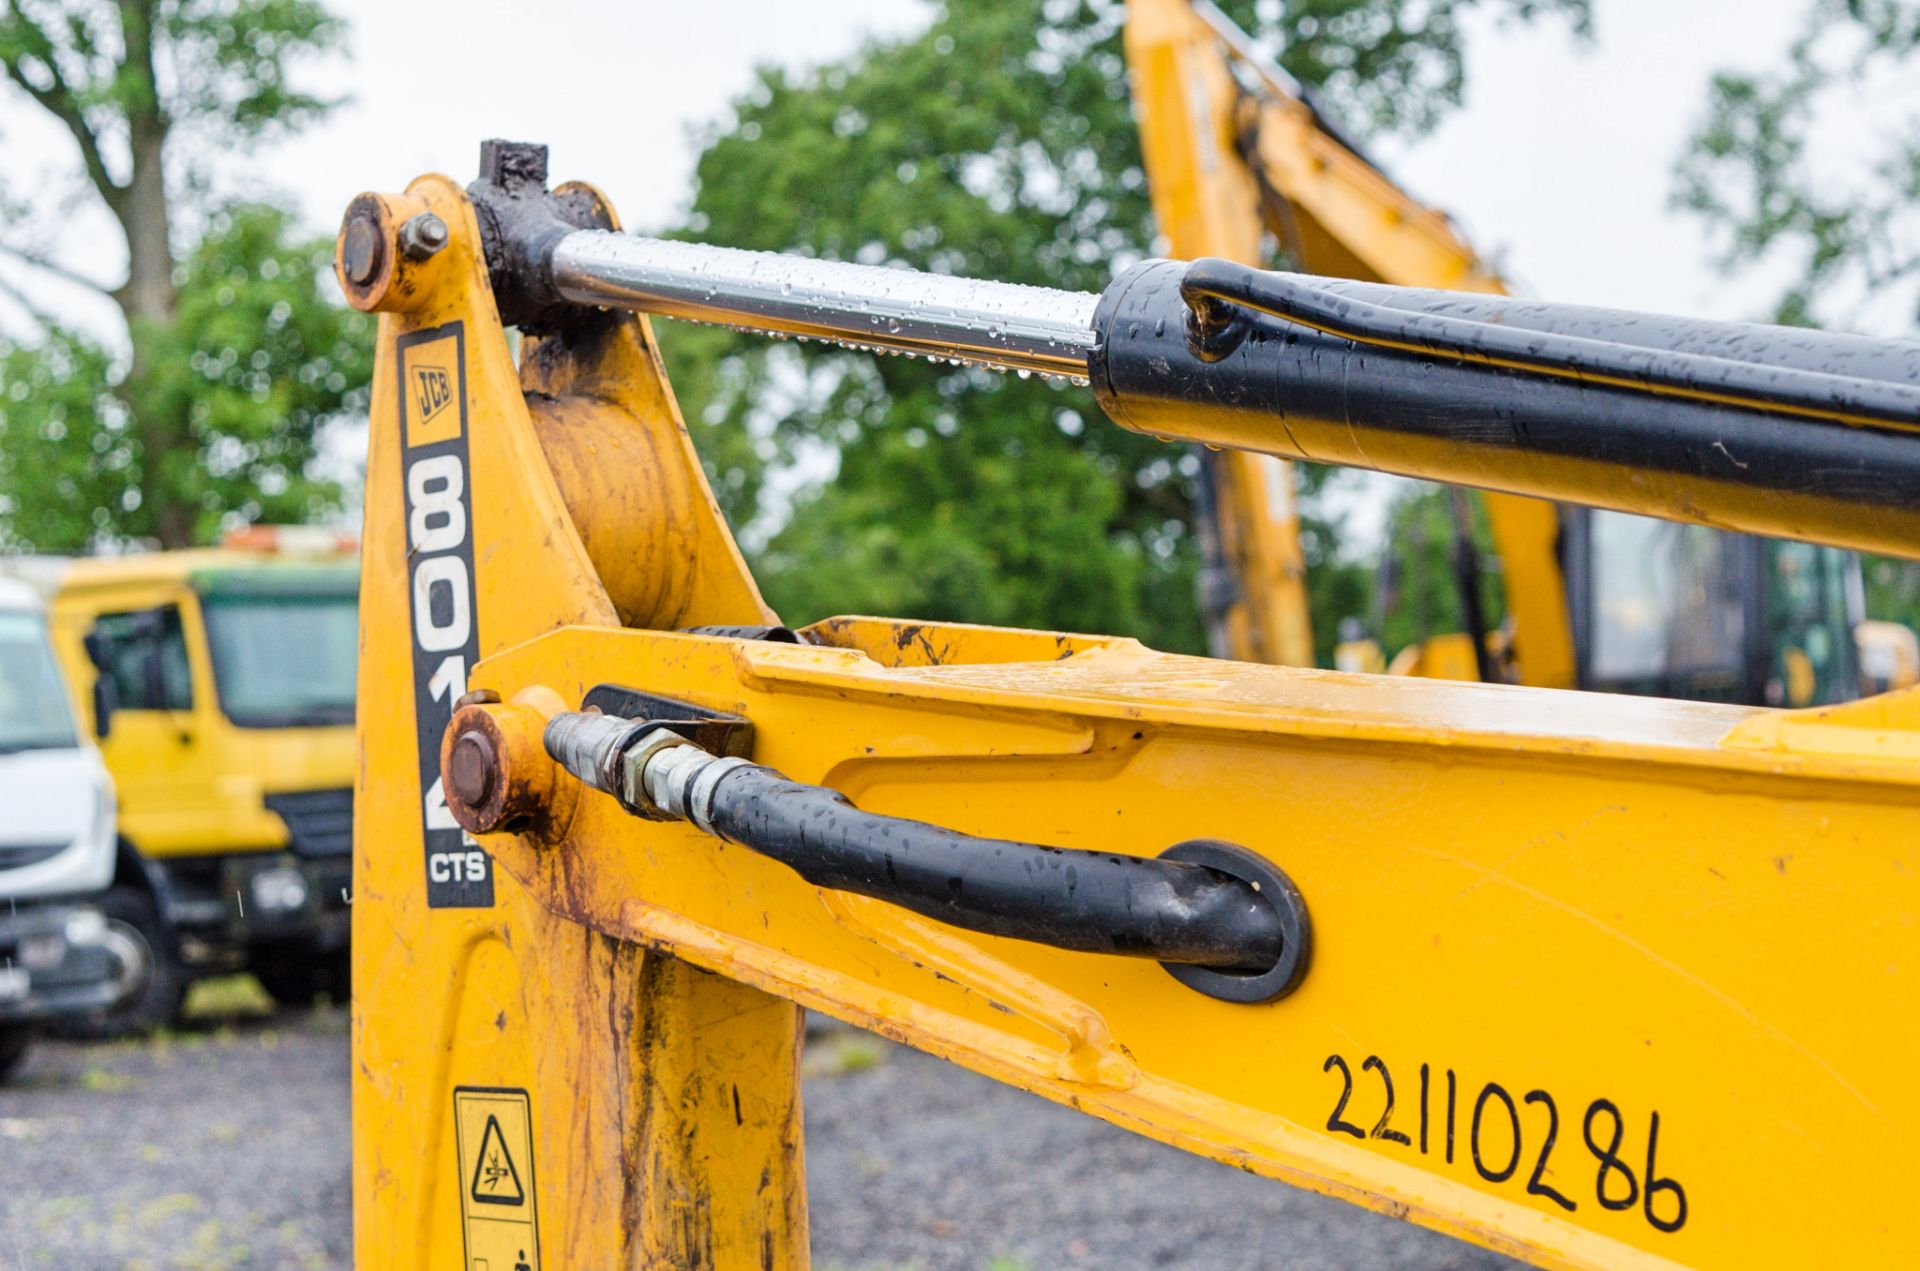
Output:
549 231 1100 379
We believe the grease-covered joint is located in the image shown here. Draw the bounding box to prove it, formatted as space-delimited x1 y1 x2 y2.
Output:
467 139 614 333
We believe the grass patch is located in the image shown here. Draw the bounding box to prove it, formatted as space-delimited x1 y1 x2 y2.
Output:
136 1192 203 1225
802 1031 889 1079
182 974 275 1021
78 1067 136 1093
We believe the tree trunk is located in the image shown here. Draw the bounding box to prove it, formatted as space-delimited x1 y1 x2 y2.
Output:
120 120 177 327
115 0 188 548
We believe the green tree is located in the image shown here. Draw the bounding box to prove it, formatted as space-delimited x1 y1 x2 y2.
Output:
1675 0 1920 622
661 0 1588 656
0 0 366 550
1372 484 1504 655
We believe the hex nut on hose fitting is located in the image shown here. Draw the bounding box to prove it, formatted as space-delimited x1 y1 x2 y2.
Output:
540 713 695 821
638 744 753 833
615 727 703 821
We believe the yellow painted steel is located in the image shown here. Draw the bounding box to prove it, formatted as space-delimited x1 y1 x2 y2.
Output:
350 178 803 1270
46 548 357 859
347 170 1920 1269
1123 0 1577 687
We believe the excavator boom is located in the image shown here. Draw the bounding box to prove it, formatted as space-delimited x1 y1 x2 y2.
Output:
343 144 1920 1271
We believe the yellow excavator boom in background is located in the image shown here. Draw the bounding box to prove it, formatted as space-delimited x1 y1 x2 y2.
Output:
1126 0 1591 687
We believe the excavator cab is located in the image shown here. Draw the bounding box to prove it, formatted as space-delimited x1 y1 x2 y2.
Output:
1562 511 1864 707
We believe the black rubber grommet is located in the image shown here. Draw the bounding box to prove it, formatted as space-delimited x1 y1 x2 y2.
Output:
1157 839 1311 1005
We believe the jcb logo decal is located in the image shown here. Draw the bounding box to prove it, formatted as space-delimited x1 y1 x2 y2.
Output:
403 335 464 450
412 364 454 424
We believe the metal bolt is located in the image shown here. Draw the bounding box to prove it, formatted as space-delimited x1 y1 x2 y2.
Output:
449 730 498 808
340 212 385 286
398 212 450 262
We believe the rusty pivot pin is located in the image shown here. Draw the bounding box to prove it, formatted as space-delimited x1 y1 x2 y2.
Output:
339 210 385 287
439 699 576 839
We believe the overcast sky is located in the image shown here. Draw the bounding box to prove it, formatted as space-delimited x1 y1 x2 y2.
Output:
1 0 1821 326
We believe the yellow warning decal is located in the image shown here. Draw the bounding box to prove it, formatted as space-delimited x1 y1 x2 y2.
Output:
453 1086 540 1270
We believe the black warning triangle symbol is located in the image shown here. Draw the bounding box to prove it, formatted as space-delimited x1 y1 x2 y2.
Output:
469 1113 526 1206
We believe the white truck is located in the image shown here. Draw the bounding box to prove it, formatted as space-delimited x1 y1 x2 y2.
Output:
0 575 136 1080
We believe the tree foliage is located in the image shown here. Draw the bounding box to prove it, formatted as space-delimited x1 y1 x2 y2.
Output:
1676 0 1920 619
1674 0 1920 329
0 0 363 550
0 205 369 549
661 0 1587 656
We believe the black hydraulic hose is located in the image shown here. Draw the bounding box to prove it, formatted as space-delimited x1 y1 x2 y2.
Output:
539 708 1310 1001
698 765 1285 972
1177 258 1920 431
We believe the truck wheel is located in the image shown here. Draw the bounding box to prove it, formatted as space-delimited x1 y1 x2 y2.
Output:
0 1026 33 1083
253 942 347 1008
55 886 185 1039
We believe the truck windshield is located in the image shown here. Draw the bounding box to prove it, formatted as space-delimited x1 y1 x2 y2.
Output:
201 587 358 729
0 610 79 754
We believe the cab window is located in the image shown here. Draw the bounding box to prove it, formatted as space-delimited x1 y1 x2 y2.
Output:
1584 512 1746 701
1763 542 1859 706
90 606 193 711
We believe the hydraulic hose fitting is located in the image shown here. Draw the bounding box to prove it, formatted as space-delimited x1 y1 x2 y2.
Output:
540 713 699 822
1180 285 1250 363
541 711 649 799
531 707 1313 1004
637 744 755 835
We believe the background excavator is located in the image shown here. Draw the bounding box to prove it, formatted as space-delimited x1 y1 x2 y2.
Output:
1125 0 1916 703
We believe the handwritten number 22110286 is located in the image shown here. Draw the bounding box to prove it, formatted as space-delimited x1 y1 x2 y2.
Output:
1322 1053 1687 1234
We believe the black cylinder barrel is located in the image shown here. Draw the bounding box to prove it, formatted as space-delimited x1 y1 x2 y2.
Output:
1089 260 1920 558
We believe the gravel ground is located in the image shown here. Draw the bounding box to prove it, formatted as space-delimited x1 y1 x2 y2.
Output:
0 1001 1517 1270
0 997 350 1271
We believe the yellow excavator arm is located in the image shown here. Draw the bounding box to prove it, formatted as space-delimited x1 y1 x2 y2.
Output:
342 139 1920 1269
1124 0 1576 686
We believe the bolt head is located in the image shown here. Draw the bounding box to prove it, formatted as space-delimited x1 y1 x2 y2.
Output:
398 212 450 262
341 213 384 286
449 730 498 808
